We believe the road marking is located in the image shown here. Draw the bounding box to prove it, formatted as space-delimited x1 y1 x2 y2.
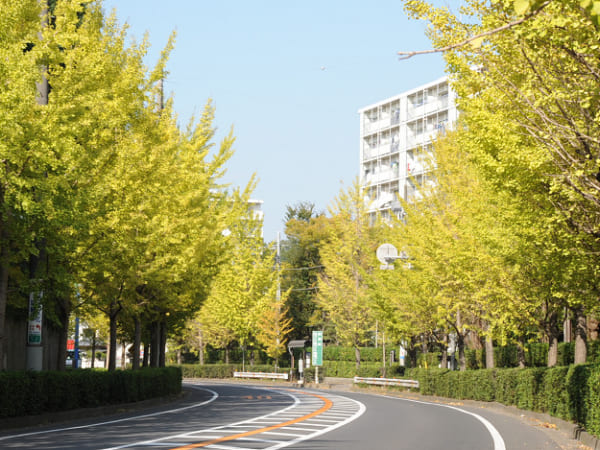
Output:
170 392 333 449
0 385 219 442
380 395 506 450
102 387 365 450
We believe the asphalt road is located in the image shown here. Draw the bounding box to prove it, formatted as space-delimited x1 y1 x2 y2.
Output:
0 381 579 449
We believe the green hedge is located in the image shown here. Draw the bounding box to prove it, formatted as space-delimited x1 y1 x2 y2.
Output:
321 346 387 363
179 364 290 379
406 364 600 439
0 367 182 419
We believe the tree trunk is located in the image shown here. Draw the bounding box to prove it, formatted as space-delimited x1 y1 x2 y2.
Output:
142 340 149 367
382 333 386 377
91 332 96 369
457 333 466 371
547 310 559 367
150 321 160 368
354 345 361 370
574 306 587 364
548 335 558 367
440 334 448 369
159 320 167 367
588 315 599 341
485 335 495 369
198 329 204 365
132 316 141 370
225 346 230 364
0 233 9 371
108 308 118 371
408 337 418 368
517 337 526 368
56 298 70 371
563 307 572 342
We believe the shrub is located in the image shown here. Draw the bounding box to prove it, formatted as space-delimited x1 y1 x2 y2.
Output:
538 366 569 418
0 367 181 419
179 363 289 379
586 366 600 437
303 365 326 382
322 346 384 363
525 343 548 367
417 351 441 369
566 364 592 424
494 368 520 405
469 369 496 401
516 368 545 411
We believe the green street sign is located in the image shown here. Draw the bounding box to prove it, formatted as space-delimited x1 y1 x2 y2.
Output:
311 330 323 366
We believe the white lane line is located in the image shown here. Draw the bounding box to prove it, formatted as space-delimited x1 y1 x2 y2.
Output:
381 395 506 450
205 445 252 450
260 431 305 437
263 394 367 450
0 385 219 442
276 426 321 431
101 388 302 449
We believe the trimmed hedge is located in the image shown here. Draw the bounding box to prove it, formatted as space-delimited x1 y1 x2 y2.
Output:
0 367 182 419
179 364 290 379
406 364 600 439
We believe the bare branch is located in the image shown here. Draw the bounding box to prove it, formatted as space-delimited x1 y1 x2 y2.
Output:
398 2 551 60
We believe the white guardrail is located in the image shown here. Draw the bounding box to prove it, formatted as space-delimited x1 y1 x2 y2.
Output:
353 376 419 389
233 371 289 380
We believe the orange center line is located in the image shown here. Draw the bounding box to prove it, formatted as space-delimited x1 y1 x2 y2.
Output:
170 392 333 450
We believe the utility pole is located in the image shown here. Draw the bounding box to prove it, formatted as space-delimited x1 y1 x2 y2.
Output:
27 0 49 371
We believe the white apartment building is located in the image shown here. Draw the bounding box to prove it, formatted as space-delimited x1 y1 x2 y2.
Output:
359 76 458 222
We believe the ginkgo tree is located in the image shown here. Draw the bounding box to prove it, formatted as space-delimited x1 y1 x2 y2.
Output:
0 0 255 371
401 0 600 365
198 214 282 369
315 178 382 369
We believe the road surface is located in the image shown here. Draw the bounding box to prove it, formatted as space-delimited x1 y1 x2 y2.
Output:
0 381 576 449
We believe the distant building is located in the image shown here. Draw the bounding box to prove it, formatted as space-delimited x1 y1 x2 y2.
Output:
248 199 264 222
222 199 264 238
248 199 264 237
358 76 458 222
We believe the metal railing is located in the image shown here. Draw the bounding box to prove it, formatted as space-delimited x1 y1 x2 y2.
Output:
353 376 419 389
233 371 289 380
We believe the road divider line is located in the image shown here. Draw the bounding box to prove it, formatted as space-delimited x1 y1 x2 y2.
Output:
169 392 333 450
380 395 506 450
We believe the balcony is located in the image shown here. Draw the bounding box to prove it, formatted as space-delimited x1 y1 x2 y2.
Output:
407 96 449 121
363 166 400 185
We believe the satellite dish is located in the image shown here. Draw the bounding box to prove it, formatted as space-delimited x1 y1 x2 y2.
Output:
376 243 398 264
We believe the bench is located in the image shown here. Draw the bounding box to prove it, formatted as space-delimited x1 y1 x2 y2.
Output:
233 371 289 380
353 376 419 389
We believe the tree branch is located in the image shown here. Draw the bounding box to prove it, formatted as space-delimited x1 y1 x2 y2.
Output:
398 2 551 60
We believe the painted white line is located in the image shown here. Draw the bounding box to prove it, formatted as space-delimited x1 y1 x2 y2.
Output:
205 445 252 450
101 387 302 449
0 385 219 442
381 395 506 450
277 426 321 431
264 394 366 450
260 431 304 437
104 387 366 450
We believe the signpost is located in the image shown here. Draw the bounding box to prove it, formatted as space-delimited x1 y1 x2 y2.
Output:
311 330 323 384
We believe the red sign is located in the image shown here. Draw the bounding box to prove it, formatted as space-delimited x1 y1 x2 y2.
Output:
67 339 75 350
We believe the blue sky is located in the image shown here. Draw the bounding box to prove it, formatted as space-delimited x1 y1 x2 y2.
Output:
102 1 447 242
